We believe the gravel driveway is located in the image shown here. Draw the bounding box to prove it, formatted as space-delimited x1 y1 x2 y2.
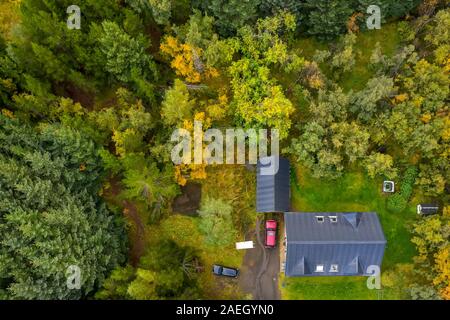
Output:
238 217 281 300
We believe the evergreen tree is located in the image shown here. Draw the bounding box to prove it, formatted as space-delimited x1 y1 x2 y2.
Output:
0 115 126 299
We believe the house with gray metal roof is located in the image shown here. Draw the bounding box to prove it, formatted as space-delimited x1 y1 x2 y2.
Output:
283 212 386 277
256 156 290 213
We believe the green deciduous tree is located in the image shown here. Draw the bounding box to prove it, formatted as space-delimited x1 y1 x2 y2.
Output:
229 59 295 139
227 13 301 139
198 197 237 247
95 265 136 300
92 88 154 157
350 76 395 122
161 79 195 126
309 88 348 126
97 240 202 299
416 160 447 196
331 121 370 164
289 87 371 179
364 153 397 179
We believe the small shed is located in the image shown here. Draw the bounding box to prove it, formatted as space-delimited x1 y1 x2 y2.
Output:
417 204 439 215
256 156 290 213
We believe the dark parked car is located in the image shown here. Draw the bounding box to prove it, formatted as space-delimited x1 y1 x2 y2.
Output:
212 264 239 278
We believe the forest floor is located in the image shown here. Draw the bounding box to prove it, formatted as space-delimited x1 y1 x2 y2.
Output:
123 201 146 267
103 178 147 267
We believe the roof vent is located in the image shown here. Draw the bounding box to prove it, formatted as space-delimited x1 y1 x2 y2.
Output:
343 212 361 229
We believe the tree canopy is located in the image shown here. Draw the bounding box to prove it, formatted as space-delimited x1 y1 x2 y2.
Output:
0 115 126 299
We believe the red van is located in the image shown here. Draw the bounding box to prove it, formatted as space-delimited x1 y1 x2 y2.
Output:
265 220 277 248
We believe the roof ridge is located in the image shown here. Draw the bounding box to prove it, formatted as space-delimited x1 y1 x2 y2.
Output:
288 240 387 244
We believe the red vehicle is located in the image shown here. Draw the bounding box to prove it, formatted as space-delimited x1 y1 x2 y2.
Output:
265 220 277 248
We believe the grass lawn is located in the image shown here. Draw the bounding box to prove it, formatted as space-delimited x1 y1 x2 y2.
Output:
287 22 402 92
339 22 401 92
281 164 418 300
281 274 378 300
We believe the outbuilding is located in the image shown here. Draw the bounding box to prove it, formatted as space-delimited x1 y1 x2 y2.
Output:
417 204 439 215
256 156 290 213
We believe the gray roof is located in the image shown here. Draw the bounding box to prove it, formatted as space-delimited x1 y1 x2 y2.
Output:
284 212 386 277
256 156 290 213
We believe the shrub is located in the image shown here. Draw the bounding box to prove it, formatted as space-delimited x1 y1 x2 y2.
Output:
198 197 237 246
387 193 408 212
386 166 418 212
400 166 418 199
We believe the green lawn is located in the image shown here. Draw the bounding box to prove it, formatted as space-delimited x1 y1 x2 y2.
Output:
281 164 417 300
339 22 401 92
281 274 378 300
288 22 402 92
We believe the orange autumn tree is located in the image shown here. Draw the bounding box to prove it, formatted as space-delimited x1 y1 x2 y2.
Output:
347 12 363 33
160 36 218 83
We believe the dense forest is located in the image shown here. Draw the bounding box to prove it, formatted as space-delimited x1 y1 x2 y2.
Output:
0 0 448 300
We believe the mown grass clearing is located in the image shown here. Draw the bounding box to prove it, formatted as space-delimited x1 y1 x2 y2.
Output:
339 22 401 91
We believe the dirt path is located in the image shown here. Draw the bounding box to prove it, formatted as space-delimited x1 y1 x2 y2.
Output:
239 217 281 300
122 200 146 267
104 178 146 267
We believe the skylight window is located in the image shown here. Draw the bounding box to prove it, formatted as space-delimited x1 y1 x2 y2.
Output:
330 216 338 223
315 264 324 272
330 264 339 272
316 216 324 223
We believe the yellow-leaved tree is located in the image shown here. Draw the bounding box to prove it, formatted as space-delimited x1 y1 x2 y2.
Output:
160 36 218 83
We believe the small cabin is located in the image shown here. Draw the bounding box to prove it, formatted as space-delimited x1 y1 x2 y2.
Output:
417 204 439 215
